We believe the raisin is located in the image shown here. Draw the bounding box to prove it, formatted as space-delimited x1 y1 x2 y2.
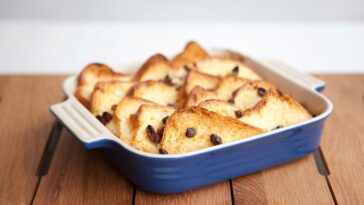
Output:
185 127 197 138
228 98 235 104
275 125 284 130
210 134 222 145
159 148 168 154
234 110 243 118
164 75 174 86
111 104 117 111
232 66 239 74
162 116 169 124
96 115 106 125
102 112 113 123
146 125 160 143
257 87 266 97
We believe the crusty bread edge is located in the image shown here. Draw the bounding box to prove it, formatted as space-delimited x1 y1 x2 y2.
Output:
160 106 264 147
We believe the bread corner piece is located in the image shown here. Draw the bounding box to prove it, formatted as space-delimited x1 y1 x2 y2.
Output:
171 41 209 68
74 63 131 108
131 104 175 154
160 107 263 154
239 90 312 131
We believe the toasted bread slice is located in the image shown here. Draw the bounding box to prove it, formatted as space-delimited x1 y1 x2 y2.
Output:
129 80 179 106
214 74 249 99
198 99 240 118
131 105 175 153
185 86 217 107
194 57 261 80
232 80 276 111
185 75 248 107
113 97 155 144
171 41 209 68
90 81 134 116
75 63 131 107
134 54 187 86
182 70 220 95
239 91 312 131
160 107 263 154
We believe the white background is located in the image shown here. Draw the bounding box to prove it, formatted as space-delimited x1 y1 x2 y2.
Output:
0 0 363 74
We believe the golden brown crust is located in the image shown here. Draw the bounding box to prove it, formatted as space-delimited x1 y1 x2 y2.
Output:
133 54 170 81
113 97 156 143
160 106 264 153
171 41 209 68
74 41 314 154
184 74 249 107
74 89 91 108
192 56 261 80
130 104 175 153
241 90 311 117
128 80 179 106
238 90 312 131
74 63 130 108
90 80 134 115
78 63 128 85
182 70 220 96
198 99 240 118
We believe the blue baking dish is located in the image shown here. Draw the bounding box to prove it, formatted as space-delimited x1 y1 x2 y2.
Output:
50 55 333 194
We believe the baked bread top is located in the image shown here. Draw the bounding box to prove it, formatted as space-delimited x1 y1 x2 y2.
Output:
171 41 209 68
193 57 261 80
113 97 155 144
239 90 312 131
160 107 264 154
74 41 312 154
131 104 175 153
74 63 130 108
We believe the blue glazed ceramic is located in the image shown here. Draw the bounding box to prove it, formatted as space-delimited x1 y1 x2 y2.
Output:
50 57 333 194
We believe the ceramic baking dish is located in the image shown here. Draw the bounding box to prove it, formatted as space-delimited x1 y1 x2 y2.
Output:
50 55 333 194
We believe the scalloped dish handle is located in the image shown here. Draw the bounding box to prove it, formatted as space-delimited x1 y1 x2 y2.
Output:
50 97 117 146
259 60 326 92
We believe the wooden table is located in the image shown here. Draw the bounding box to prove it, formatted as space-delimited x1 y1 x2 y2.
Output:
0 74 363 205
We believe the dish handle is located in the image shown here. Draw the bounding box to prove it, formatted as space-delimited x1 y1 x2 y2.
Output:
259 60 326 92
50 97 117 147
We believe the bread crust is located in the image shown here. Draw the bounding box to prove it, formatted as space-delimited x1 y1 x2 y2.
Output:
185 74 249 107
160 107 263 154
113 97 156 143
171 41 209 68
74 63 130 108
239 90 312 131
193 56 261 80
130 104 175 153
129 80 179 106
72 41 314 154
90 80 134 115
133 54 170 81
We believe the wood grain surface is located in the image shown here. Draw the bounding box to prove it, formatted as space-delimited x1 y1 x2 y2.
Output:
33 130 133 205
233 155 334 205
0 76 65 205
135 181 231 205
318 74 364 205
